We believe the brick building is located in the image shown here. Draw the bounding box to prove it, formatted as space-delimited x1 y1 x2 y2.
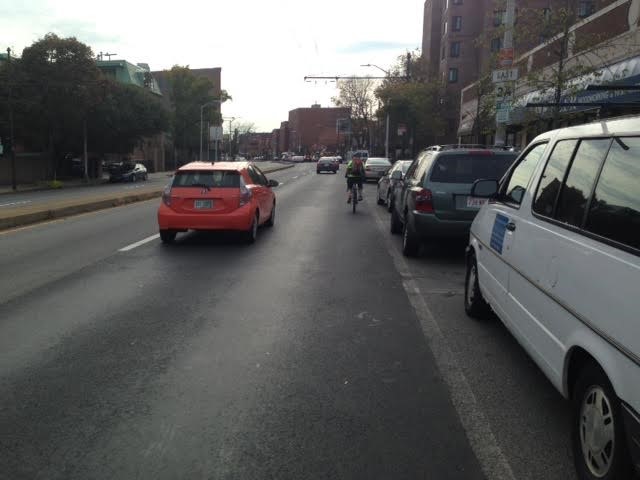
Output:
278 121 290 154
286 105 351 154
238 132 272 158
457 0 640 146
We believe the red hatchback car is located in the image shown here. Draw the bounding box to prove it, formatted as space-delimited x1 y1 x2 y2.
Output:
157 161 278 244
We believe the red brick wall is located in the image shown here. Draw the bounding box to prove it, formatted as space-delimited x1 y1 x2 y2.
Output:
287 107 351 153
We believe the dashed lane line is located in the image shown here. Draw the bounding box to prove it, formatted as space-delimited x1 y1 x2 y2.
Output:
118 234 160 252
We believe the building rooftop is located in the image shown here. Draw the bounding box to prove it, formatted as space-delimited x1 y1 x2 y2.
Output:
96 60 162 96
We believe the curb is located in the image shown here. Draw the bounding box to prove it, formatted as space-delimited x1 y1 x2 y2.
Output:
0 164 295 231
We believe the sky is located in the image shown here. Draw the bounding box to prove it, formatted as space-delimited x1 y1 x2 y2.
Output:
1 0 424 132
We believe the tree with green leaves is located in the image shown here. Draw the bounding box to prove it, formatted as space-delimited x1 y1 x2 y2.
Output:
166 66 231 161
375 52 448 155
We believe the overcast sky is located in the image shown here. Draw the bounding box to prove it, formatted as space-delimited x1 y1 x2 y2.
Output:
2 0 424 131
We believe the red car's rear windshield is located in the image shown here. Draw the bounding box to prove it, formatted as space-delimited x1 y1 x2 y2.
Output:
430 154 516 184
173 170 241 188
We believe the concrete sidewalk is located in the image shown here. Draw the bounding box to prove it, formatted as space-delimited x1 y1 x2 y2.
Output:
0 163 293 231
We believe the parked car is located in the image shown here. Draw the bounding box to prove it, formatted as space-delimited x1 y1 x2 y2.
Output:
317 156 338 174
390 146 518 256
291 155 305 163
377 160 413 210
109 162 148 182
157 161 278 244
464 116 640 480
364 157 392 182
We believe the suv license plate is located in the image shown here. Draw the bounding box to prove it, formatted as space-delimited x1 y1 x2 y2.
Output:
466 197 487 208
195 199 213 209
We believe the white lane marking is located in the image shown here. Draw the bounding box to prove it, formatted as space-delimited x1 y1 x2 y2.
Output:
372 209 516 480
0 200 31 208
118 234 160 252
292 176 299 179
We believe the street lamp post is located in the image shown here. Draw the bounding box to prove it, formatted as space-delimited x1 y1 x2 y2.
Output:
361 63 391 159
200 100 222 161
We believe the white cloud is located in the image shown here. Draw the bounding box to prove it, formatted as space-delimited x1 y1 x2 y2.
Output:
1 0 423 131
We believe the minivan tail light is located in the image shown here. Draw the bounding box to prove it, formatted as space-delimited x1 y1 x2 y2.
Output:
239 177 252 207
415 188 434 213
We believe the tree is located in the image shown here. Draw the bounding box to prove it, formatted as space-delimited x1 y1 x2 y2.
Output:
332 78 376 148
166 66 231 160
18 33 103 178
375 52 448 154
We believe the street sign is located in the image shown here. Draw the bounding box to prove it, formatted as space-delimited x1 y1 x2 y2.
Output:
494 82 515 101
492 67 519 83
498 48 515 67
495 101 511 124
209 126 224 141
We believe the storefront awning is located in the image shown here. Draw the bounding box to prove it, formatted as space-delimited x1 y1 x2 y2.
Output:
509 55 640 125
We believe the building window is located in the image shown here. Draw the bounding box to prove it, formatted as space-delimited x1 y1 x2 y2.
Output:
493 10 505 27
450 41 461 57
448 68 458 83
452 16 462 31
578 1 595 18
490 37 502 52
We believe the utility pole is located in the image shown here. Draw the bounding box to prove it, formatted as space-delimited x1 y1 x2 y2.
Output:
6 47 16 191
495 0 516 146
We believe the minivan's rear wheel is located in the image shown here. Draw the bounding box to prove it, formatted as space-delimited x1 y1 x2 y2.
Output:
245 212 259 244
572 363 632 480
465 252 491 319
402 215 420 257
160 230 176 244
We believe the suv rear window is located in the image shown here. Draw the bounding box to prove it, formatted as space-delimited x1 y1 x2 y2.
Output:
173 170 240 188
429 154 516 184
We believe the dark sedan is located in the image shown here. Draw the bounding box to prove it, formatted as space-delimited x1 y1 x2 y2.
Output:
109 162 148 182
316 156 339 174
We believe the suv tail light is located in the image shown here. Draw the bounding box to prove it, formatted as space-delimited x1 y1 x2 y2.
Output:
162 185 172 206
415 188 434 213
239 177 252 207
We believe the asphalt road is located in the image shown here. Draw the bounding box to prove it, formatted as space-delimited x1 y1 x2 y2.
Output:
0 163 580 479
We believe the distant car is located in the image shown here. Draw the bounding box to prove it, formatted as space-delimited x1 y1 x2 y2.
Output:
157 161 278 244
377 160 413 210
109 162 148 182
291 155 305 163
390 146 518 256
316 156 338 174
364 157 392 182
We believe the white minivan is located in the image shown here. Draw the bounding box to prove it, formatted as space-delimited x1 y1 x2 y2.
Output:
465 116 639 479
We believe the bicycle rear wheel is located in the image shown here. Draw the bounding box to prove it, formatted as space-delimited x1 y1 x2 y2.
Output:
352 186 357 213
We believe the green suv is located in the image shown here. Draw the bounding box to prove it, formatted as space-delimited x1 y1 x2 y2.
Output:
390 146 518 256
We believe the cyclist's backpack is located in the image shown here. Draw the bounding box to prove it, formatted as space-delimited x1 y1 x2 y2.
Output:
352 158 364 176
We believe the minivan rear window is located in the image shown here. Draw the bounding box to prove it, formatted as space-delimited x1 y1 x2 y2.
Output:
429 154 516 183
173 170 240 188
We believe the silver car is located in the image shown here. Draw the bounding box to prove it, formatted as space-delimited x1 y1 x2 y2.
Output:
377 160 413 211
364 157 391 182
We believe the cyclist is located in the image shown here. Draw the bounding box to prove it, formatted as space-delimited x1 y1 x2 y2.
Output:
345 155 365 203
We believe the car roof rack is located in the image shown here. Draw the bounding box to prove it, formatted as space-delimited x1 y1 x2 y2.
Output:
425 144 518 152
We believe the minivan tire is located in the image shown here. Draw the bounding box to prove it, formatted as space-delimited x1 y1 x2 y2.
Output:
160 230 176 244
465 253 491 319
402 215 420 257
572 362 632 480
390 208 402 234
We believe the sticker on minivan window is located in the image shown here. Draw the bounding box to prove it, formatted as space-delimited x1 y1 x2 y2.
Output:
490 214 510 254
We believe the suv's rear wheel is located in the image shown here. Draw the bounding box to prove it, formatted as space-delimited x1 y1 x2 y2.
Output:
160 230 176 244
572 362 632 480
402 214 420 257
465 252 491 319
390 207 402 234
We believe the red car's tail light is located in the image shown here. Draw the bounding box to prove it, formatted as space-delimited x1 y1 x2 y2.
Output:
415 188 434 213
162 185 172 206
239 177 252 207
